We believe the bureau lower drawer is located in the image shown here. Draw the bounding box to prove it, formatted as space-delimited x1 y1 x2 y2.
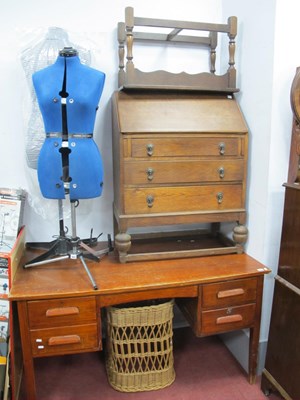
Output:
124 159 244 185
201 303 256 335
202 278 257 308
27 296 97 329
30 323 99 357
124 184 243 214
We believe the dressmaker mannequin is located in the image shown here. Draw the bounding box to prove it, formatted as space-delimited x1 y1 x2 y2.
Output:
25 48 109 289
32 47 105 200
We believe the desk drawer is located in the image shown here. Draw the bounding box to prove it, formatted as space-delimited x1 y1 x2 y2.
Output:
202 278 257 308
201 303 256 335
30 323 99 357
28 297 97 329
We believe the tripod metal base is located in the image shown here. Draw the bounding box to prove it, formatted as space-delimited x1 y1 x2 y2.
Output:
24 199 113 290
24 234 113 290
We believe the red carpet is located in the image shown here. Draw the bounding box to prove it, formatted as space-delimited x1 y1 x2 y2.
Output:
29 327 281 400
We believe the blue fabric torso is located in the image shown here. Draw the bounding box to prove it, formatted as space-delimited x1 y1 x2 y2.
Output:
32 55 105 200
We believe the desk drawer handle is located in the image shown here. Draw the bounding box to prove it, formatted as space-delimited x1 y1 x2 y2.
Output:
216 314 243 324
46 307 79 317
217 288 245 298
48 335 81 346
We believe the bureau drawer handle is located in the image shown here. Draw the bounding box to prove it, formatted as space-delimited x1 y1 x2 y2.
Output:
46 307 80 317
217 288 245 298
218 166 225 179
147 168 154 181
146 143 154 156
216 192 223 204
146 195 154 207
48 335 81 346
216 314 243 325
219 142 225 155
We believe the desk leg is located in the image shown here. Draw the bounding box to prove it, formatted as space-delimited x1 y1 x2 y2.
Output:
248 275 264 384
17 301 37 400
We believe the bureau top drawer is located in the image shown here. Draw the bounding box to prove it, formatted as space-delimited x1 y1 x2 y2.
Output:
128 137 245 158
27 296 97 329
202 278 257 309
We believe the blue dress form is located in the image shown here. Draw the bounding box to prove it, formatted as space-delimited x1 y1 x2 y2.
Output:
32 51 105 200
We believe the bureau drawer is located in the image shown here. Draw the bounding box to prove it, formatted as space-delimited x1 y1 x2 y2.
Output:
27 297 97 329
30 323 99 357
130 137 243 158
124 159 245 185
124 184 243 214
201 303 256 335
202 278 257 308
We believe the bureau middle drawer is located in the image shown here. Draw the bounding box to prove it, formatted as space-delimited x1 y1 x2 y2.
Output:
124 184 243 214
202 278 257 308
30 323 99 357
27 296 97 329
124 159 244 185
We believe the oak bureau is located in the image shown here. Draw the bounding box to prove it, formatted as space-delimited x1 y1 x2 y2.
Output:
112 91 249 262
112 8 249 262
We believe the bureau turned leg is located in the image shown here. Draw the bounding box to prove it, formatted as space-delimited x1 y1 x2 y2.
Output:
114 232 131 263
232 224 248 253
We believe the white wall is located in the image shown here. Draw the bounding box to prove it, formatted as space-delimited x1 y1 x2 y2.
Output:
220 0 277 364
221 0 300 371
217 0 277 371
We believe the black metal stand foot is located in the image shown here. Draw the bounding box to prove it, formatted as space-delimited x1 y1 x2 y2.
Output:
23 200 114 290
24 234 113 290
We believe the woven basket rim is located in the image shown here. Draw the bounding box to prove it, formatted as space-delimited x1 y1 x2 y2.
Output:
107 299 174 313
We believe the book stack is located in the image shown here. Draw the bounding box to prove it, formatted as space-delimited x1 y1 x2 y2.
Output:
0 188 26 254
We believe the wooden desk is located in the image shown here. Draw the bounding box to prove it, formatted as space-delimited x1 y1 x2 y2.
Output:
9 251 269 400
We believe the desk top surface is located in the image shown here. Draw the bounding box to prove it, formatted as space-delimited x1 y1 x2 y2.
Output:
9 249 270 301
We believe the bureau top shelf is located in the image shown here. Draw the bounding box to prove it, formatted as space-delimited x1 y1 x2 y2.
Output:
118 7 238 92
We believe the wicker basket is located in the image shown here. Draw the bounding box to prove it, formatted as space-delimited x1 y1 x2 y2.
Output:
105 300 175 392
